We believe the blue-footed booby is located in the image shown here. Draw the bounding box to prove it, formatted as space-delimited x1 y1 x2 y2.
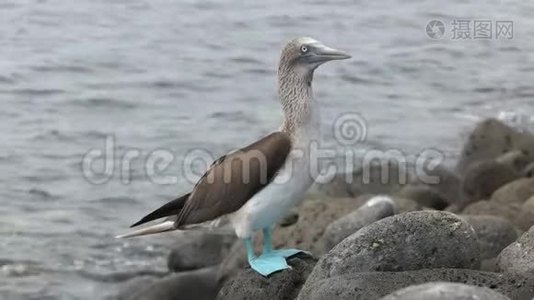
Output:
117 37 350 276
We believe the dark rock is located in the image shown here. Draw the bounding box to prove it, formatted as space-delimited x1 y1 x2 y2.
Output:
461 201 530 230
298 269 534 300
395 184 449 209
462 160 518 204
409 165 462 207
114 275 159 300
379 282 510 300
313 162 411 198
496 150 533 175
524 163 534 177
456 118 534 173
460 215 518 259
116 267 218 300
217 197 365 284
490 177 534 205
217 255 316 300
303 211 480 289
498 225 534 276
316 195 396 253
168 232 235 272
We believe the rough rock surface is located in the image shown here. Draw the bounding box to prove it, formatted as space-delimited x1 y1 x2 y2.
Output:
498 225 534 276
303 211 480 289
217 197 365 283
115 267 218 300
456 118 534 173
460 215 518 259
316 195 396 252
298 269 534 300
168 232 235 272
217 255 316 300
379 282 510 300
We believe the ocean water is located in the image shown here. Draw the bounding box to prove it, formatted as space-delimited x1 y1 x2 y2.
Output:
1 0 534 299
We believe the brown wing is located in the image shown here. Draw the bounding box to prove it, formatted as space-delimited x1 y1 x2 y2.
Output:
174 131 291 227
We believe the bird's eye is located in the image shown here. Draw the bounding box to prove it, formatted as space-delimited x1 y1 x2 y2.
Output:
300 46 308 53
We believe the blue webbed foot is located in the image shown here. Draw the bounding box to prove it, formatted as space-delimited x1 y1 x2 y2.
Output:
248 252 290 276
268 248 310 258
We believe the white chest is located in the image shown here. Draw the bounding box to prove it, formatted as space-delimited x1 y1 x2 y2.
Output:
230 126 319 238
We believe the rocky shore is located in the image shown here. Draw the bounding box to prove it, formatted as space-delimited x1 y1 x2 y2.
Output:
110 118 534 300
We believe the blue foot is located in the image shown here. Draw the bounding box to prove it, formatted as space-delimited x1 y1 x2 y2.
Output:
249 252 290 276
262 227 310 259
268 248 308 258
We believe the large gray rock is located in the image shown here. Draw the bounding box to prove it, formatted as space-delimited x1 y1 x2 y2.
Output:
168 232 235 272
461 160 518 204
114 267 218 300
456 118 534 173
490 177 534 205
498 225 534 276
217 255 316 300
460 215 518 259
316 195 396 252
217 197 365 283
304 211 480 288
298 269 534 300
379 282 510 300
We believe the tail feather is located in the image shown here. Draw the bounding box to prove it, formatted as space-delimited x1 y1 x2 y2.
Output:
130 193 190 228
116 221 176 238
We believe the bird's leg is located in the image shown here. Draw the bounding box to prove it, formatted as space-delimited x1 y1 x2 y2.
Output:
261 227 306 258
244 237 288 277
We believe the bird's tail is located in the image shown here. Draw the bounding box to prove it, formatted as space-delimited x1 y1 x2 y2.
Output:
115 220 176 238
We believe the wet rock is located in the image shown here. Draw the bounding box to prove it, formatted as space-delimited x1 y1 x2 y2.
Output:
490 177 534 205
217 197 365 283
460 215 518 259
217 255 316 300
462 160 518 204
167 232 235 272
395 184 449 209
116 267 218 300
456 118 534 173
316 195 396 253
379 282 510 300
498 225 534 276
303 211 480 288
298 269 534 300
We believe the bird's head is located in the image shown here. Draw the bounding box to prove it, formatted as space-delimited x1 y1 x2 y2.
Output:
279 37 351 76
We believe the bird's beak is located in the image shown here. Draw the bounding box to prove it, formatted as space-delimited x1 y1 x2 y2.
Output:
312 44 351 62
